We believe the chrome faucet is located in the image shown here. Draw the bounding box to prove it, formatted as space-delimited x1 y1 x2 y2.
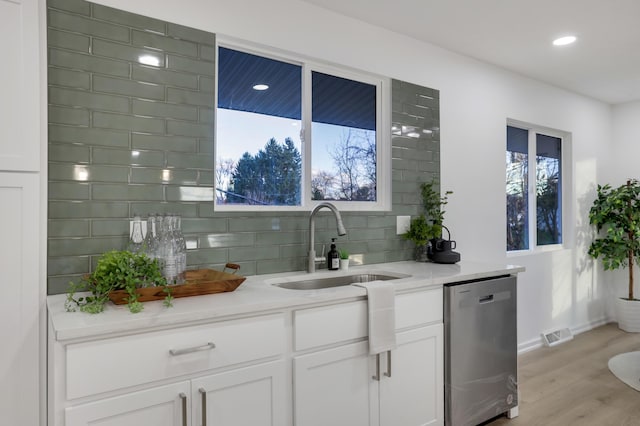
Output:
308 202 347 273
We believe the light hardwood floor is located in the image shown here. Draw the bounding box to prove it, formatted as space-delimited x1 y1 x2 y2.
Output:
490 323 640 426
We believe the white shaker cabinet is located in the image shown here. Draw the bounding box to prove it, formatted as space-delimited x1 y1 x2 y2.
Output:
49 313 287 426
379 324 444 426
192 361 286 426
0 0 41 171
293 288 444 426
294 341 376 426
0 0 45 424
65 382 192 426
64 361 285 426
0 172 41 426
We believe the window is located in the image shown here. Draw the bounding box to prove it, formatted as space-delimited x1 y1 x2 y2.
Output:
506 123 564 251
215 42 390 211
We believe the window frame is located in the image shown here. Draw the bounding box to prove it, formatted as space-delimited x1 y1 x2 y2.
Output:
214 37 391 212
506 119 571 255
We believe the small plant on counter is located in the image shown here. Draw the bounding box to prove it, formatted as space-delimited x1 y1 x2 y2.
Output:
403 180 453 259
339 249 350 260
65 250 170 314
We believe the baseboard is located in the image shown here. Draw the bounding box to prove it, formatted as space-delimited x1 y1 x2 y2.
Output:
518 337 543 354
517 316 612 354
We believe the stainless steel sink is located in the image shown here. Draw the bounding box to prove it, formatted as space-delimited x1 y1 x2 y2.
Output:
272 272 408 290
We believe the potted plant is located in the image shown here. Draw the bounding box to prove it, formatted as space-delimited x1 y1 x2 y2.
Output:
403 181 452 261
339 249 350 270
65 250 172 314
588 179 640 332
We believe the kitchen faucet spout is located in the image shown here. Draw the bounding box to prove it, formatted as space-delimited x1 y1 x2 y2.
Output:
308 202 346 273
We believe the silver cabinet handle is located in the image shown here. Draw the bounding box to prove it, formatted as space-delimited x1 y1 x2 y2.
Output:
384 350 392 378
169 342 216 356
372 353 381 381
199 387 207 426
179 393 187 426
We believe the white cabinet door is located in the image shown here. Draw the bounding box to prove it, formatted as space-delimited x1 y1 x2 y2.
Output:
0 172 40 426
294 341 377 426
192 360 286 426
0 0 41 171
65 382 191 426
379 324 444 426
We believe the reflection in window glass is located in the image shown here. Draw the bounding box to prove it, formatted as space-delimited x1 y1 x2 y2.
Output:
311 72 377 202
506 126 529 251
216 48 302 206
536 134 562 245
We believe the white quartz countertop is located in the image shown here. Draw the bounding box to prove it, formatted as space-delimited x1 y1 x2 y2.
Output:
47 260 524 342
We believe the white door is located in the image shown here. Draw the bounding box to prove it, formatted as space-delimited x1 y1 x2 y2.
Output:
65 381 191 426
0 0 41 171
294 341 377 426
379 324 444 426
192 360 286 426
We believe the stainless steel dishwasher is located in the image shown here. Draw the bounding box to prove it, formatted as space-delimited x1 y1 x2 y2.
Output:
444 275 518 426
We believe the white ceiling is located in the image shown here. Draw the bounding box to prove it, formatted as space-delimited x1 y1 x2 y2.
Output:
299 0 640 105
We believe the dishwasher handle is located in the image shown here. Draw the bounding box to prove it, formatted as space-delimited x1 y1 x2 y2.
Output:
479 294 494 303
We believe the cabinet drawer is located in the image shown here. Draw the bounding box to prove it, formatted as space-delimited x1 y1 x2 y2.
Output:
294 287 443 351
396 287 442 329
294 301 368 351
66 313 284 400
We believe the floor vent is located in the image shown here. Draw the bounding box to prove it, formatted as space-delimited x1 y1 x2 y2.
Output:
542 328 574 347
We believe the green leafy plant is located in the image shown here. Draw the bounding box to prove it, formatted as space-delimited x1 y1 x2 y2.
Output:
588 179 640 301
65 250 170 314
403 180 453 247
339 249 349 260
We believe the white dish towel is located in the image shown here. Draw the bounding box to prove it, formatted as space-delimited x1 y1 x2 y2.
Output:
353 281 396 355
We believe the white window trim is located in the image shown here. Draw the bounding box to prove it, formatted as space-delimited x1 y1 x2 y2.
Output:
214 36 391 212
506 119 572 255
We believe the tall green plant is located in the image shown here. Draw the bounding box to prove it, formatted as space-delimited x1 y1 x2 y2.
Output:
588 179 640 301
403 180 452 246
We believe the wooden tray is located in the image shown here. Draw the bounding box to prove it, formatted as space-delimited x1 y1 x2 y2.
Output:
108 263 246 305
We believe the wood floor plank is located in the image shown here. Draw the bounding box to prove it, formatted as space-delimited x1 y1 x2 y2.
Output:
489 323 640 426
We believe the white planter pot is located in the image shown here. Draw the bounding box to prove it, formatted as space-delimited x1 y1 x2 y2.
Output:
339 259 349 270
617 298 640 332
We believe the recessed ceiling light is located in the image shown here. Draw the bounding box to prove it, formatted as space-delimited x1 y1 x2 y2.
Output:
253 84 269 91
553 36 577 46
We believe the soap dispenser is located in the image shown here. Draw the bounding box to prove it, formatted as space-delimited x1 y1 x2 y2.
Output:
327 238 339 270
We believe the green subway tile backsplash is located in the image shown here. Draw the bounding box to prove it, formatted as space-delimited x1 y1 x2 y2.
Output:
93 75 165 101
48 68 91 90
132 99 199 122
131 133 198 153
46 0 440 295
49 49 130 77
92 39 167 67
49 86 130 113
92 111 166 134
47 28 90 52
91 3 166 33
132 30 199 57
48 9 130 42
166 22 216 45
131 65 199 90
92 147 164 167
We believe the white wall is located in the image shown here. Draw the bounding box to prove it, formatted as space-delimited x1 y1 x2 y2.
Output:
602 101 640 318
93 0 613 349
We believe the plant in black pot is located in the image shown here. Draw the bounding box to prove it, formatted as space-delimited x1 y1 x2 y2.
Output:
403 181 458 263
588 179 640 332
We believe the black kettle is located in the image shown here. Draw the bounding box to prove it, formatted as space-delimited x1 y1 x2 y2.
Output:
427 226 461 264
